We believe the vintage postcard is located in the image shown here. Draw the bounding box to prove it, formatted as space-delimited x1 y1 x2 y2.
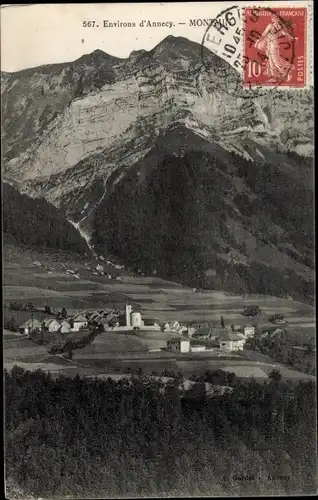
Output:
2 2 316 499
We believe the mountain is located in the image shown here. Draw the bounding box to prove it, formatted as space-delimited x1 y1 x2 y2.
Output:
91 125 314 302
2 36 314 302
2 182 90 255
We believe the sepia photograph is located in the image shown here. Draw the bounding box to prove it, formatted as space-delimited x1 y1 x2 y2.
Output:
1 2 316 498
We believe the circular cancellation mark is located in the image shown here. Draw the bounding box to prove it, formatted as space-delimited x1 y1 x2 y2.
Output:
201 5 296 99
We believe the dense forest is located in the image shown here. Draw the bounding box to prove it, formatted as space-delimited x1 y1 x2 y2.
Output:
3 182 89 255
5 367 316 498
92 148 314 302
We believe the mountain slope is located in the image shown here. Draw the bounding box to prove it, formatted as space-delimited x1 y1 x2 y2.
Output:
91 125 314 302
2 36 314 302
2 36 313 183
2 183 90 255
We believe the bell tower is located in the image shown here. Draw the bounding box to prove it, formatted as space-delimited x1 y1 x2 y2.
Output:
125 304 132 327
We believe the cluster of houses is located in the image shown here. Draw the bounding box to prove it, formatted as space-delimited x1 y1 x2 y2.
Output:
17 304 163 337
19 313 88 336
17 301 256 353
166 323 256 353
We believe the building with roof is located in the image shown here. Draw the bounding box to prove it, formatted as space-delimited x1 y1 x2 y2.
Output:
41 318 61 333
88 312 102 323
142 317 161 331
218 331 246 351
167 338 190 353
163 321 189 334
164 321 181 332
176 324 188 335
191 325 219 341
106 305 161 332
243 325 256 337
71 314 88 332
58 320 72 334
18 318 42 335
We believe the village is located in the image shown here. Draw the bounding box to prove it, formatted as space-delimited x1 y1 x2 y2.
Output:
11 301 262 353
4 251 315 379
4 297 314 381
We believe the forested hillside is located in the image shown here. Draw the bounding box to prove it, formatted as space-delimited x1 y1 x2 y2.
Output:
3 183 89 255
92 139 314 303
5 368 316 498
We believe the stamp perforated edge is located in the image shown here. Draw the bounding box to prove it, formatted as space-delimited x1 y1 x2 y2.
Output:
241 1 313 90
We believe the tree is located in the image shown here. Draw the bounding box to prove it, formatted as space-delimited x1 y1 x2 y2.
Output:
207 370 229 386
269 313 284 323
249 336 257 350
3 183 88 256
186 381 206 401
44 305 52 315
5 317 18 332
9 301 23 311
243 305 262 317
61 308 67 319
227 372 237 386
269 369 282 383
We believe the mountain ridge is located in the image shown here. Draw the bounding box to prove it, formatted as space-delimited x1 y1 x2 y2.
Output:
2 35 314 302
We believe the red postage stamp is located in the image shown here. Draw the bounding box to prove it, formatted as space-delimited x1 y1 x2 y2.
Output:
243 7 307 88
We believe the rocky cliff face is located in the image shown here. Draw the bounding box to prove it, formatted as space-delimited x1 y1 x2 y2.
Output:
2 36 314 301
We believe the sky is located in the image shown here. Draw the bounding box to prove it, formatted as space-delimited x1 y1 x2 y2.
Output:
1 1 312 73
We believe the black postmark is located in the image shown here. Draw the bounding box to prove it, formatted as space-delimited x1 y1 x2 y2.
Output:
201 5 296 99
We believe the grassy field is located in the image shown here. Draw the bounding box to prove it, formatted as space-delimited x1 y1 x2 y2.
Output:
3 244 316 381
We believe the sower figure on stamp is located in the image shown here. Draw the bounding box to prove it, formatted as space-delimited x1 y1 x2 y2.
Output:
255 13 297 82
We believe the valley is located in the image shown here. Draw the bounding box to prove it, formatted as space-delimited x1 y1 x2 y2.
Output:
4 244 315 382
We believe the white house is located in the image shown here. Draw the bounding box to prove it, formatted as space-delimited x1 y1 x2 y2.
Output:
18 318 42 335
41 318 61 332
167 338 190 353
164 322 190 334
175 324 188 335
71 314 88 332
59 320 72 334
219 332 246 351
243 325 255 337
164 321 181 332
